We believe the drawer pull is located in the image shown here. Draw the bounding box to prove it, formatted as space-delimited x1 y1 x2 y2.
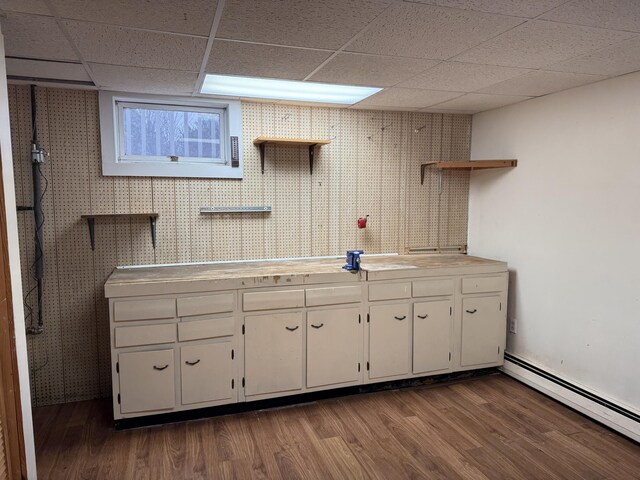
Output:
466 309 477 314
311 323 324 329
394 315 406 321
417 314 428 319
285 325 299 331
185 359 201 366
153 364 169 371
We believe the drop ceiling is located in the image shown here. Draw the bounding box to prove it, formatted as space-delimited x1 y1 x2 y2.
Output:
3 0 640 113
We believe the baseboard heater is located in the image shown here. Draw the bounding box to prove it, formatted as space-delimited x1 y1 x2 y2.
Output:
503 352 639 442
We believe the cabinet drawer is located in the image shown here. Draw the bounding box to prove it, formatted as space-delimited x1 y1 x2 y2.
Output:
178 317 234 342
118 349 175 414
181 343 233 405
462 276 506 294
114 324 176 348
413 279 454 298
243 290 304 311
113 298 175 322
368 282 411 301
177 293 234 317
306 286 361 307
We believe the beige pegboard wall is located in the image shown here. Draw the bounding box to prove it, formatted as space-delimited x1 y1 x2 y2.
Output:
9 85 472 406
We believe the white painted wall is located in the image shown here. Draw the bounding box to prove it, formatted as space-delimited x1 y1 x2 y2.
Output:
0 28 37 478
469 72 640 416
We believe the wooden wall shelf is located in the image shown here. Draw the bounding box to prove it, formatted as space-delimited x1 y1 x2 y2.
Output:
81 213 159 250
253 137 331 175
421 159 517 184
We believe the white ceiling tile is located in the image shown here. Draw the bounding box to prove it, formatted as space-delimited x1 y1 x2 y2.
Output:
49 0 216 36
1 13 77 61
0 0 49 15
398 61 530 92
478 70 606 96
419 107 474 114
64 21 206 71
540 0 640 33
547 36 640 76
453 20 635 69
346 3 523 59
217 0 392 50
89 63 198 94
430 93 531 112
206 40 331 80
309 53 439 87
355 87 462 109
350 104 420 111
409 0 566 18
6 57 91 82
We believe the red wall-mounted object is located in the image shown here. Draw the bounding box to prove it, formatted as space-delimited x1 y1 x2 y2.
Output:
358 215 369 229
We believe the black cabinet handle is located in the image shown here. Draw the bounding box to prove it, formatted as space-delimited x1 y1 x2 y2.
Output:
466 309 477 314
417 314 428 319
394 316 406 321
153 364 169 371
286 325 299 331
311 323 324 329
185 359 200 366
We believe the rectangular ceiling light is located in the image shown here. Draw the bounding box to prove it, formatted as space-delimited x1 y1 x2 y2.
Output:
201 74 382 104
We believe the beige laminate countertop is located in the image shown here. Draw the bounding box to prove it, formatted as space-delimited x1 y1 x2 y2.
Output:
105 254 507 298
360 254 506 280
361 254 504 271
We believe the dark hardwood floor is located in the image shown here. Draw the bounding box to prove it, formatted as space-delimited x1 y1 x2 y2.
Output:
33 373 640 479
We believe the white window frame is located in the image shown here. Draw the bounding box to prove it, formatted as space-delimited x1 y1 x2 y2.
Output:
117 101 226 164
100 91 243 179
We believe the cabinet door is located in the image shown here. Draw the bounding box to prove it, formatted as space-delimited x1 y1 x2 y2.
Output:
461 296 504 367
181 342 233 405
245 312 303 396
307 307 360 388
369 303 411 379
119 349 175 414
413 300 452 374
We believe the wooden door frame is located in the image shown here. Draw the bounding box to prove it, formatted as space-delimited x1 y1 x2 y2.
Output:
0 150 26 478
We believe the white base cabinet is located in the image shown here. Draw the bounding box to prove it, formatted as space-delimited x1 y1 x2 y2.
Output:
180 342 234 405
118 349 175 414
108 262 508 421
244 312 303 397
368 303 411 379
306 307 361 388
413 299 453 374
461 295 505 367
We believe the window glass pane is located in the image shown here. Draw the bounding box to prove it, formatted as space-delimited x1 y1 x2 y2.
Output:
121 105 221 161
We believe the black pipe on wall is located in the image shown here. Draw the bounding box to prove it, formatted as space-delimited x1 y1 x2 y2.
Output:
26 84 45 335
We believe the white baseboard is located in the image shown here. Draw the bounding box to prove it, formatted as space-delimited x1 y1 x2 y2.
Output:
502 356 639 443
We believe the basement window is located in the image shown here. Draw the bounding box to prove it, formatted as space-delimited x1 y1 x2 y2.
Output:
100 92 242 179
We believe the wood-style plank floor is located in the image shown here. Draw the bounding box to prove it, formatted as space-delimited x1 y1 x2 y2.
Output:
33 374 640 479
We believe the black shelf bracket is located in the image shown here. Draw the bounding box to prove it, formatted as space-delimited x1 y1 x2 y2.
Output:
420 162 438 185
87 217 96 251
309 144 316 175
259 142 266 174
257 142 320 175
84 214 158 251
150 215 157 249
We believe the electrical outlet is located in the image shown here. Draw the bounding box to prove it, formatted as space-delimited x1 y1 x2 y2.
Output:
509 317 517 334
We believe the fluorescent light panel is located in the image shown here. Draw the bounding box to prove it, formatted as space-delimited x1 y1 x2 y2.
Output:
201 74 382 104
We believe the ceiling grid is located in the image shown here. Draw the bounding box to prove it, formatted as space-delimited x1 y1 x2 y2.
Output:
3 0 640 111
